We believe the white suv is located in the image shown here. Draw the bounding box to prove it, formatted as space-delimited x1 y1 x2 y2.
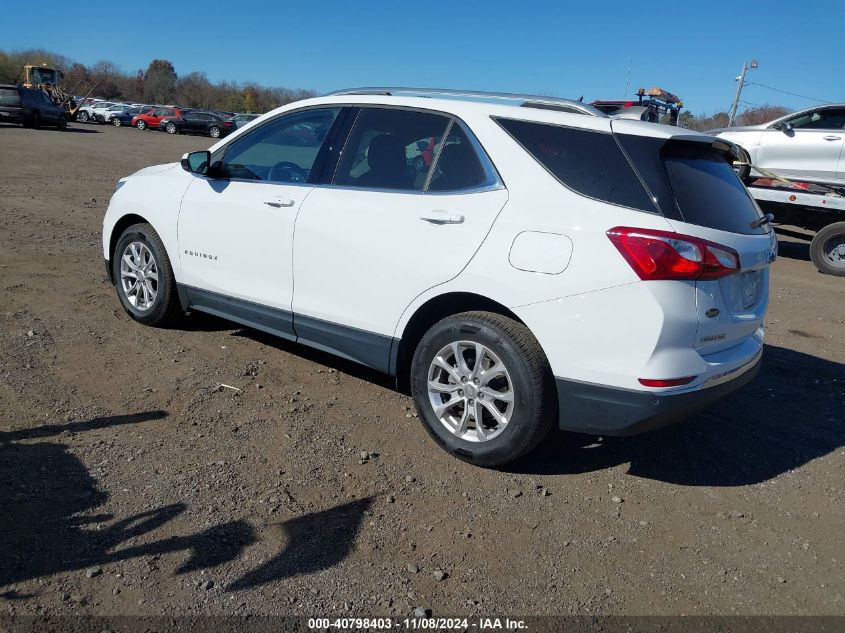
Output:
102 88 776 466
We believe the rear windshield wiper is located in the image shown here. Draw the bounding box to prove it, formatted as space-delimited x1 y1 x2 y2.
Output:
750 213 775 229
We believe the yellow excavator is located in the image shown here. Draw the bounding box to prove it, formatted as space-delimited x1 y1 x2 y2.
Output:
23 64 96 121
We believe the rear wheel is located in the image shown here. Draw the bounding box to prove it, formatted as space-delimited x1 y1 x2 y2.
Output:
410 311 556 467
165 122 177 134
30 111 41 129
78 110 90 122
57 114 68 130
136 120 146 130
113 117 122 127
112 223 183 326
810 222 845 277
208 126 221 138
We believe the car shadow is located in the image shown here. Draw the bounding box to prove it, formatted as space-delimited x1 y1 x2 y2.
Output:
179 316 842 488
64 126 101 134
0 411 256 590
228 497 374 591
775 228 811 262
506 344 844 485
0 122 99 134
229 327 395 390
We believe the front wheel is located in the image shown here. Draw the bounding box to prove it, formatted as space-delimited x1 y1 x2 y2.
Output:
810 222 845 277
165 122 177 134
113 118 122 127
410 311 556 467
208 126 221 138
78 111 90 122
112 223 183 326
57 114 68 130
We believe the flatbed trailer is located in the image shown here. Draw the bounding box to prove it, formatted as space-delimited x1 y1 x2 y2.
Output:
747 178 845 276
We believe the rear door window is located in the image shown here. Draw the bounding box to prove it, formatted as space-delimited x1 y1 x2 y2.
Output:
428 124 489 192
496 118 656 212
334 108 451 192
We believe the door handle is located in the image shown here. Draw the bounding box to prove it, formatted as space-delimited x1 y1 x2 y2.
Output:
263 198 295 208
420 210 464 225
823 135 842 141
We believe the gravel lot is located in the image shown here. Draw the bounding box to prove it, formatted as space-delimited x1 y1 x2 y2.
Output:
0 122 843 619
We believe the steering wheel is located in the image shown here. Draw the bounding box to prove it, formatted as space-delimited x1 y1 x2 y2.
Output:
268 161 308 183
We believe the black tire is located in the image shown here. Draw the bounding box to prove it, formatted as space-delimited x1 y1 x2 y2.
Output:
208 126 221 138
136 120 146 130
113 118 122 127
165 122 177 134
410 311 556 467
78 111 90 122
112 223 183 327
809 222 845 277
57 114 68 130
30 111 41 129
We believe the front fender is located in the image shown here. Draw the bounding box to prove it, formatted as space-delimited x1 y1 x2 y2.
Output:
102 164 191 281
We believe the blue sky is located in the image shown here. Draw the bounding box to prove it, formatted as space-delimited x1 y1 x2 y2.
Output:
4 0 842 114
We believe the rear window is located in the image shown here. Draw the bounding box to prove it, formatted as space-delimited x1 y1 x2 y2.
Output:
0 88 20 106
661 144 767 234
613 135 767 235
496 118 657 212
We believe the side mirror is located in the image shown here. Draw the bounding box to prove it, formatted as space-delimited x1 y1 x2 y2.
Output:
773 121 793 134
181 150 211 175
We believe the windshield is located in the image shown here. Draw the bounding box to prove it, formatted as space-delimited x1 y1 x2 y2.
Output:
29 67 60 85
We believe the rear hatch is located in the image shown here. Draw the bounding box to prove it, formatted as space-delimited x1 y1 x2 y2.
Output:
613 122 776 354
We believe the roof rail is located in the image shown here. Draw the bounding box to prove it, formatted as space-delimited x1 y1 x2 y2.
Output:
326 87 607 118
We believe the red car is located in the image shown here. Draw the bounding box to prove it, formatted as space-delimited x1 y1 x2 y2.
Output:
131 106 184 130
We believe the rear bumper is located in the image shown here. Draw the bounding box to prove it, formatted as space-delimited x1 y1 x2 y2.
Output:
0 108 24 123
555 354 761 436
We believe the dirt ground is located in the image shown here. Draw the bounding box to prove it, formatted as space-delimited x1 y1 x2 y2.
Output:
0 121 843 620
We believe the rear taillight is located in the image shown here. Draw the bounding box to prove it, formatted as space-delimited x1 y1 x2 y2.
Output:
223 121 233 127
607 227 739 281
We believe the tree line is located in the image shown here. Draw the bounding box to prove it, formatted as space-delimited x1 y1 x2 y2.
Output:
0 48 316 113
679 105 791 131
1 47 791 124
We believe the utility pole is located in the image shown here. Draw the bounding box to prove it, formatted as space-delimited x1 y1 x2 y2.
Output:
728 59 758 127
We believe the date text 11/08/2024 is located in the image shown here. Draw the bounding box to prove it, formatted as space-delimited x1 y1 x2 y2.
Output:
307 617 528 630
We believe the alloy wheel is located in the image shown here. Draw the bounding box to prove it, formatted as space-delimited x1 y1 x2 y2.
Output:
120 241 158 311
426 340 515 442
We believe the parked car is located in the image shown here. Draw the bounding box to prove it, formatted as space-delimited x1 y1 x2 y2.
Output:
711 104 845 186
102 88 775 467
99 104 133 123
159 111 234 138
229 113 260 129
131 107 184 130
77 101 115 123
112 106 151 127
0 84 68 129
